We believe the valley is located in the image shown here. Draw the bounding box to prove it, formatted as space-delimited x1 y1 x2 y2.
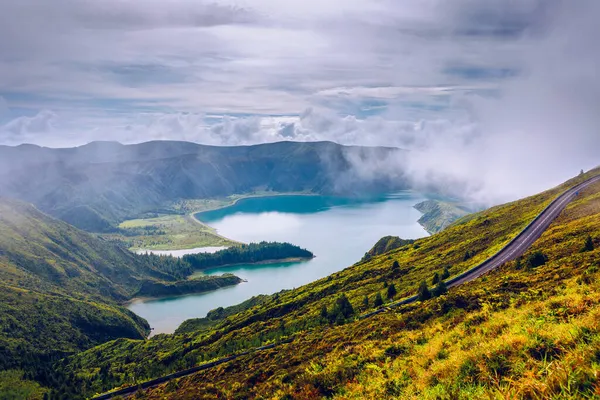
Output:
0 140 598 400
73 168 600 400
128 192 429 334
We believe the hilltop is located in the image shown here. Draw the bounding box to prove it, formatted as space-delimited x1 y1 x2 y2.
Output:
49 169 600 399
0 141 407 232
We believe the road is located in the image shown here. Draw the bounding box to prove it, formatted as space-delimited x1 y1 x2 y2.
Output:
361 173 600 317
91 174 600 399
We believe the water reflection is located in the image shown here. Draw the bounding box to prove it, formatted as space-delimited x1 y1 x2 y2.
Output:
129 192 429 333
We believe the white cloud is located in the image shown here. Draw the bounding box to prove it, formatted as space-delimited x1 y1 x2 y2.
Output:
0 0 599 206
2 110 57 135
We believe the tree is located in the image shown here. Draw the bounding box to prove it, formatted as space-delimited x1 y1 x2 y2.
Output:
320 305 328 320
432 272 440 285
417 281 432 301
373 292 384 307
432 280 448 297
392 260 400 270
526 251 548 269
332 294 354 319
362 295 369 309
441 266 451 280
463 250 474 261
383 281 388 288
581 235 595 252
387 283 397 299
514 257 523 270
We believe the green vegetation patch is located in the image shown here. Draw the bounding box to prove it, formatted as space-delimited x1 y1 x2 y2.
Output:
55 169 600 400
183 242 314 270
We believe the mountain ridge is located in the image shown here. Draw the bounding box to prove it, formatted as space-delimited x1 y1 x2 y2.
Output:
0 141 408 232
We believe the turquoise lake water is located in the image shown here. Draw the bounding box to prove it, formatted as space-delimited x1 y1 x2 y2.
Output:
128 192 429 333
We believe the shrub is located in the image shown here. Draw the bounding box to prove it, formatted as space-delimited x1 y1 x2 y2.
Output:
432 280 448 297
581 235 595 252
373 292 384 307
526 251 548 269
417 281 431 301
441 266 450 280
387 284 397 299
463 250 474 261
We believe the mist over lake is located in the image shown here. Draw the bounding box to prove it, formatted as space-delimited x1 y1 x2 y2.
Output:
129 192 429 334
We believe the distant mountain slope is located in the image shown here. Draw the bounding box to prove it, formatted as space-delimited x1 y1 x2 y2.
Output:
414 199 472 233
60 169 600 400
0 141 407 231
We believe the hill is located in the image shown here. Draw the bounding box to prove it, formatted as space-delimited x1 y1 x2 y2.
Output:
414 199 472 234
0 141 407 232
360 235 415 262
0 198 242 394
52 169 600 399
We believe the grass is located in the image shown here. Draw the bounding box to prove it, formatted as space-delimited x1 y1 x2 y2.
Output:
115 214 236 251
131 172 600 400
107 191 316 251
50 169 600 400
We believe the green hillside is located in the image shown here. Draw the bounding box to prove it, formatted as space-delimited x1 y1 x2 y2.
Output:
49 170 600 399
0 198 243 397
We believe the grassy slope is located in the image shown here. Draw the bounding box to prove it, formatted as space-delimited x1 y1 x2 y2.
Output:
60 169 600 399
114 214 235 251
108 191 313 251
0 198 243 396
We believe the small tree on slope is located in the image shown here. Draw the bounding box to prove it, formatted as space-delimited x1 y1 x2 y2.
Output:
418 281 432 301
581 236 595 252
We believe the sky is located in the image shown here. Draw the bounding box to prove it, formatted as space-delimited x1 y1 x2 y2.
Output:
0 0 599 203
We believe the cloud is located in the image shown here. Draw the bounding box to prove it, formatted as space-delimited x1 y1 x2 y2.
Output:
0 0 530 116
1 1 599 206
2 110 57 137
0 96 8 116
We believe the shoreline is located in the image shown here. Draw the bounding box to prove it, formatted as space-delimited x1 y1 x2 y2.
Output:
126 256 315 306
188 191 319 242
124 282 247 307
128 192 319 252
190 256 316 276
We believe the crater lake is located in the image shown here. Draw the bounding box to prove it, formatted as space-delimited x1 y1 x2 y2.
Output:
128 192 429 333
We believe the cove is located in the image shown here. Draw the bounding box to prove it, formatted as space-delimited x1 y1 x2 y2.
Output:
128 192 429 334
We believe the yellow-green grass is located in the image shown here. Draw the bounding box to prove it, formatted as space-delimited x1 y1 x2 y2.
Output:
134 173 600 399
113 214 234 251
60 170 600 399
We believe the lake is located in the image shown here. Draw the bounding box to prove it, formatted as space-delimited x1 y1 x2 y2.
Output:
128 193 429 334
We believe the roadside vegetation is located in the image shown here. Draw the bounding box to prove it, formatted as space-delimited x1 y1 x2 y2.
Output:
44 169 600 399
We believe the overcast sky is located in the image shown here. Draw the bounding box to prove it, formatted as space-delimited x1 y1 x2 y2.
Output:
0 0 599 202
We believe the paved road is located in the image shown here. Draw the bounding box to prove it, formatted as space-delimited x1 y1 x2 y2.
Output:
447 174 600 287
360 173 600 318
92 174 600 399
